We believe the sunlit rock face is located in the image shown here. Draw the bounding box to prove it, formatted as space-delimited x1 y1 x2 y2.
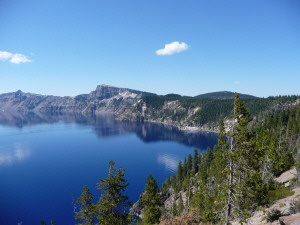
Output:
0 84 143 115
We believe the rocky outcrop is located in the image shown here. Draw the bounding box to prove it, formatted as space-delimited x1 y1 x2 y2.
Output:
129 195 144 218
275 167 297 187
0 85 143 115
279 214 300 225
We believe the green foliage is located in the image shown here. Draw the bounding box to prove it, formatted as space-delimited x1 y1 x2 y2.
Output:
96 160 131 225
159 95 300 224
141 174 162 225
142 94 299 126
268 187 295 202
178 194 184 216
40 219 56 225
74 160 131 225
171 198 178 217
75 185 96 225
195 91 256 99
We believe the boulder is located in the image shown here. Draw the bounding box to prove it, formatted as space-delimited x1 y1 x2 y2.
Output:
279 213 300 225
275 167 297 185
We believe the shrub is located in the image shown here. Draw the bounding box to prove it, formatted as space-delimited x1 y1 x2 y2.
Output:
266 208 282 222
268 187 294 202
279 202 286 208
290 199 300 214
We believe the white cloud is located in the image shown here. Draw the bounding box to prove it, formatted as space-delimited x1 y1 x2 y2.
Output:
233 81 240 85
0 51 13 61
10 53 31 64
156 41 189 55
0 51 31 64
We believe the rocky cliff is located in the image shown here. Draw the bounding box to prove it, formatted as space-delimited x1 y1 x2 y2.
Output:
0 84 142 115
1 85 299 133
0 85 221 132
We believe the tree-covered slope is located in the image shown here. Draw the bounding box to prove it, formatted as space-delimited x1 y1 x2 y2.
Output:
195 91 257 99
156 95 300 224
132 94 299 132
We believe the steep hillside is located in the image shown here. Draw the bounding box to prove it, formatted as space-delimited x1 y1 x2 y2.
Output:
0 84 144 114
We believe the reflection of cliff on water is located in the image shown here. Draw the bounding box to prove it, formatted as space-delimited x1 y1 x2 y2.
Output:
0 112 218 149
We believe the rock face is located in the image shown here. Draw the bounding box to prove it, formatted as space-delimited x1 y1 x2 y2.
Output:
0 84 143 115
279 213 300 225
275 167 297 187
0 85 223 132
129 195 143 218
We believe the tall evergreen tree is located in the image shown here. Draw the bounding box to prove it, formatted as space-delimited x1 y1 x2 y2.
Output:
178 194 184 215
192 149 198 175
295 135 300 183
183 157 187 176
176 160 183 190
96 160 131 225
187 154 192 175
223 93 255 223
141 174 161 225
75 185 96 225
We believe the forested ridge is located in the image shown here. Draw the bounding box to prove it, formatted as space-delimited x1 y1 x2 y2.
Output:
140 94 299 126
62 94 300 225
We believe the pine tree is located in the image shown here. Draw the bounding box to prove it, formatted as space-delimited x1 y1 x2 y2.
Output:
171 196 178 217
192 149 198 175
187 154 192 175
178 194 184 215
96 160 131 225
75 185 96 225
141 174 161 224
176 160 183 190
218 119 227 147
183 157 187 176
295 135 300 183
223 93 255 223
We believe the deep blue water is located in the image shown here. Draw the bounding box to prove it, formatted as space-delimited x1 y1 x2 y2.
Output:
0 113 217 225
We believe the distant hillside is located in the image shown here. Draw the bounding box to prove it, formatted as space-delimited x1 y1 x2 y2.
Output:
195 91 256 99
0 85 298 133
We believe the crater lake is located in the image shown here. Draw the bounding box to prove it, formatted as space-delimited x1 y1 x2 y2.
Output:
0 112 217 225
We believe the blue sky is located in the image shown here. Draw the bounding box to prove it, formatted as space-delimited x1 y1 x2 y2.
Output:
0 0 299 97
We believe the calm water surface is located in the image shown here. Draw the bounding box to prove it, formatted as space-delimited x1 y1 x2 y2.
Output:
0 113 217 225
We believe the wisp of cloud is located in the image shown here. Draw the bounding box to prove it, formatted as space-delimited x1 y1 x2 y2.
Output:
0 51 31 64
156 41 189 55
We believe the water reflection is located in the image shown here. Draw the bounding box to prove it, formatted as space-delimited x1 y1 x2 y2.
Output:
0 112 218 149
0 144 31 166
157 154 180 173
